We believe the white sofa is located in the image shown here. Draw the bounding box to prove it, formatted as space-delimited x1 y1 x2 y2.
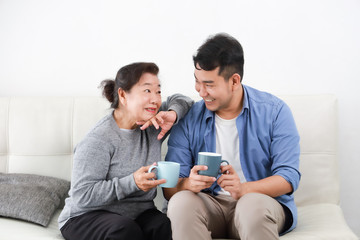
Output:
0 95 357 240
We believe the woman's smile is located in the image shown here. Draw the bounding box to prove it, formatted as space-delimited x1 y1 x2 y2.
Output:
145 107 157 113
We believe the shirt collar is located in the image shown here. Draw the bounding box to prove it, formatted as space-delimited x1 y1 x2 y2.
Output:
241 84 250 116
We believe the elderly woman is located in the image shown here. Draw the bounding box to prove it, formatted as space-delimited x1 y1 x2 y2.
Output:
58 62 193 240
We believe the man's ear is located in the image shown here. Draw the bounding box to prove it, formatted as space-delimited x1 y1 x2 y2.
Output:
118 88 126 106
230 73 242 91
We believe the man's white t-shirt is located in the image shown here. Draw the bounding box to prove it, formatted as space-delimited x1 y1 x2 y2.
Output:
215 114 247 195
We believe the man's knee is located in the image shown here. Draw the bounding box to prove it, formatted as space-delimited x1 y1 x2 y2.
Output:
167 190 205 222
234 193 282 237
237 193 272 212
168 191 198 212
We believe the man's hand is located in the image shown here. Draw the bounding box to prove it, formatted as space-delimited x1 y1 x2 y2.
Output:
133 165 166 192
218 165 294 199
137 111 177 140
163 165 216 200
186 165 217 193
217 164 245 200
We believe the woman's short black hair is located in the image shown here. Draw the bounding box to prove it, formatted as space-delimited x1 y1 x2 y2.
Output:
193 33 244 81
100 62 159 108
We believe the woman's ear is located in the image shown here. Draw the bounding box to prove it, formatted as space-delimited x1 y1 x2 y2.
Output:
118 88 126 106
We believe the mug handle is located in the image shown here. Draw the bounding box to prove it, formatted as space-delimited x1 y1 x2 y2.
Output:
148 165 158 173
219 160 230 174
148 165 158 180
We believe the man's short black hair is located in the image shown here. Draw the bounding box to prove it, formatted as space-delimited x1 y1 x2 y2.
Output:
193 33 244 81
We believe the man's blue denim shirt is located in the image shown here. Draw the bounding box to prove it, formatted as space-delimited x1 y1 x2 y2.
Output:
165 85 301 233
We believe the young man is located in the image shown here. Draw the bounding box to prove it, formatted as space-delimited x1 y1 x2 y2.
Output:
163 33 301 240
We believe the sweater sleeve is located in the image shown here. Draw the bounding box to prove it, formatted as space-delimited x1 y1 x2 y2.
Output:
70 136 140 208
160 94 194 124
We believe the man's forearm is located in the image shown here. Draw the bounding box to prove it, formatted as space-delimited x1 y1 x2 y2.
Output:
163 178 188 200
242 175 293 198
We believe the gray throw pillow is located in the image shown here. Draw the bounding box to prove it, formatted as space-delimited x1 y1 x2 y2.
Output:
0 173 70 226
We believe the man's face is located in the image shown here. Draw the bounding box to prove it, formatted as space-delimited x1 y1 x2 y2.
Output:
194 65 233 114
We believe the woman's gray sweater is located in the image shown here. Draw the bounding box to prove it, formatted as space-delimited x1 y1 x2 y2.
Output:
58 94 193 229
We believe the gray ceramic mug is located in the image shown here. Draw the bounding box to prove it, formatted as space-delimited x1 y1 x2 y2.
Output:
197 152 229 177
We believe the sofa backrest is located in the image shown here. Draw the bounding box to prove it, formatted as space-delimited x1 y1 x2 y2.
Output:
0 95 338 207
281 95 339 206
0 97 111 180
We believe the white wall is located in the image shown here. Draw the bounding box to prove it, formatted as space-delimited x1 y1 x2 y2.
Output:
1 0 359 236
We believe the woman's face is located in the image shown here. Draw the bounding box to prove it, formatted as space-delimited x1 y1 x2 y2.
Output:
124 73 162 122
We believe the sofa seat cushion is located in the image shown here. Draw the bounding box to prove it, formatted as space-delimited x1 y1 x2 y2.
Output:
213 203 358 240
280 203 357 239
0 209 64 240
1 205 357 240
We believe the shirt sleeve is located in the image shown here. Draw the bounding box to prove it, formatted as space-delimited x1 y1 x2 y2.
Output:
165 115 194 178
70 136 140 208
270 101 301 194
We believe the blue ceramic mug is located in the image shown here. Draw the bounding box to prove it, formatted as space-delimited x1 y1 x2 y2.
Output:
148 161 180 188
197 152 229 177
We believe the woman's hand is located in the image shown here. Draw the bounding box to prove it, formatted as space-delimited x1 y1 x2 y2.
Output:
137 110 177 140
133 164 166 192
